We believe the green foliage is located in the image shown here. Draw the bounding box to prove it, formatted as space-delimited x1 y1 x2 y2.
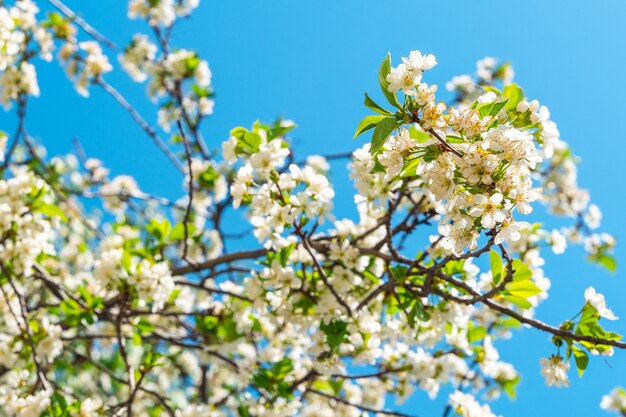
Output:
35 202 68 223
252 358 295 398
378 53 402 109
364 93 392 115
320 320 349 350
353 115 386 139
503 84 524 111
369 116 401 155
477 99 508 118
490 250 503 285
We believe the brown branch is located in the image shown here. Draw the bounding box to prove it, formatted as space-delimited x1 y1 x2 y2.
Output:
307 389 418 417
428 128 463 158
171 248 268 275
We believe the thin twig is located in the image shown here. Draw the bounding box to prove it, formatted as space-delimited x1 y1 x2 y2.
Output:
48 0 119 50
96 77 184 173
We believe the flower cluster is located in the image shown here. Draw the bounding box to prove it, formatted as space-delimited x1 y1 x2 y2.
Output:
119 34 157 82
224 121 335 248
0 0 53 107
601 387 626 416
128 0 200 27
0 3 621 416
539 356 570 388
449 390 500 417
376 52 542 256
119 35 214 134
58 40 112 96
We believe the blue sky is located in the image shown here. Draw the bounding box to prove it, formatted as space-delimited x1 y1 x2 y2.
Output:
2 0 626 416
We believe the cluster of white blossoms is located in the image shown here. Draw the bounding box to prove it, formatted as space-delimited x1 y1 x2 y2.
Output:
377 52 546 256
0 61 40 108
357 50 620 397
601 387 626 416
446 57 514 97
58 40 112 96
585 286 618 321
449 390 500 417
100 174 142 213
0 1 622 416
0 167 55 277
386 50 438 96
0 0 53 107
128 0 200 27
119 35 214 134
0 370 52 417
539 356 570 388
224 121 335 248
119 34 157 82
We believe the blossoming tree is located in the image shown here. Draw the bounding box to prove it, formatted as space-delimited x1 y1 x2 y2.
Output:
0 1 624 416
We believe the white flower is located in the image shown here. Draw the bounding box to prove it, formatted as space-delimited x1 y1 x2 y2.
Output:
584 204 602 230
377 128 415 180
584 287 618 320
416 83 437 106
494 220 530 245
79 398 103 417
468 193 506 229
509 187 542 215
386 50 437 95
439 217 480 255
119 34 157 82
404 50 437 72
386 63 421 96
549 229 567 254
36 317 63 363
194 60 211 87
448 391 500 417
540 356 570 388
600 387 626 414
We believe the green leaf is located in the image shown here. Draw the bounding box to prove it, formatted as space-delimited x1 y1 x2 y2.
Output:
595 254 617 273
512 259 533 281
503 294 532 309
353 115 386 139
478 99 509 118
390 265 408 280
572 346 589 377
408 125 432 143
38 202 68 223
502 375 520 399
446 135 465 144
506 279 542 298
147 218 171 241
411 301 431 322
169 223 187 241
198 166 220 188
320 320 348 349
184 55 201 75
241 131 262 152
137 319 154 336
230 127 263 154
48 12 65 27
468 325 487 343
369 117 400 155
191 83 211 98
501 317 521 328
503 84 524 111
267 122 296 140
576 318 622 342
378 53 402 109
490 250 503 285
364 93 392 115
